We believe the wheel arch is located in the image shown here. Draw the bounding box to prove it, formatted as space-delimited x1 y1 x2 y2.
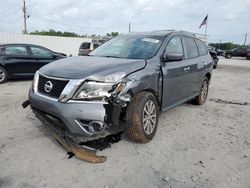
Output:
205 72 211 82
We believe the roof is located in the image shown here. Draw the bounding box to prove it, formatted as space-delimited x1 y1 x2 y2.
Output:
0 43 40 47
123 30 197 37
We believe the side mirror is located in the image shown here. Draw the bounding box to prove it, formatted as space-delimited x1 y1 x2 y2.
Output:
161 53 184 62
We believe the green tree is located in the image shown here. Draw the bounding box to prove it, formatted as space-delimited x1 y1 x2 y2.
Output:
106 32 119 37
209 42 241 50
29 29 80 37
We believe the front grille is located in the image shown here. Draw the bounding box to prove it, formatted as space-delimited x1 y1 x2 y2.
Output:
37 74 69 98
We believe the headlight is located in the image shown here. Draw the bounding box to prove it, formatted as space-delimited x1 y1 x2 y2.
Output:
73 81 125 101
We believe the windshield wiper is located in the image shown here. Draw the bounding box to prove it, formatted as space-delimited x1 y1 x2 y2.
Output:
102 55 120 58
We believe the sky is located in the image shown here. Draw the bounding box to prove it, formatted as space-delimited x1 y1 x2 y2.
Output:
0 0 250 44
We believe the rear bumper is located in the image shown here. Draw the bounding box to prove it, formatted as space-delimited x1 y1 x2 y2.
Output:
29 89 121 137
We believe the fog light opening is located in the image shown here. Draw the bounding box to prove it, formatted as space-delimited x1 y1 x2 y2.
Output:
89 121 104 132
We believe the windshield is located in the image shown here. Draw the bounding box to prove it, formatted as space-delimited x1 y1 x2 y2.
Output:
89 35 164 59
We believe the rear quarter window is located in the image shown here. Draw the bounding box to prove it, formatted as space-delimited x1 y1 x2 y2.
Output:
195 39 207 55
182 36 199 59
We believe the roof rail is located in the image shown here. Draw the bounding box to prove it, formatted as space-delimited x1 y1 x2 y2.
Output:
179 30 196 36
152 29 175 32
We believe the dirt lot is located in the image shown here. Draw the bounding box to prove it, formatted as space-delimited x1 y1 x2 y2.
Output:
0 57 250 188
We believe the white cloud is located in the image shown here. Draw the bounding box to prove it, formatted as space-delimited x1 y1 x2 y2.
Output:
0 0 249 43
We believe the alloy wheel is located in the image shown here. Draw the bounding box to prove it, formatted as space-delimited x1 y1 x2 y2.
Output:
0 69 6 82
143 100 157 135
200 81 208 102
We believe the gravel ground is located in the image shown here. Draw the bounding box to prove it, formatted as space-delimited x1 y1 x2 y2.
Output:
0 57 250 188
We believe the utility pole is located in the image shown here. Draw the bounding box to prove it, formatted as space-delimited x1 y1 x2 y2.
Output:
22 0 27 34
128 23 131 32
243 33 247 46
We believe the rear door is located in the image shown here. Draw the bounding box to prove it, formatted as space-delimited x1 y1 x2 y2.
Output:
194 39 211 91
161 35 189 110
2 45 35 76
181 36 202 97
28 46 55 73
240 47 247 56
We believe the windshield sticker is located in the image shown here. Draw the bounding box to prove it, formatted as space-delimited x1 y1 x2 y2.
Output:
142 38 160 43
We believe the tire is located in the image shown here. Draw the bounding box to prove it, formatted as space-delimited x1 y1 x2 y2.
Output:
246 53 250 60
0 67 7 84
225 53 232 59
193 78 209 105
126 92 159 143
213 61 218 69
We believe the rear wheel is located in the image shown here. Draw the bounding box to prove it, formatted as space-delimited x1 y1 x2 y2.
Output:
225 53 232 59
126 92 159 143
193 78 209 105
0 67 7 84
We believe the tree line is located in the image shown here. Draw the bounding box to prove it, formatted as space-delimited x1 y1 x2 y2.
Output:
208 42 249 50
29 29 119 38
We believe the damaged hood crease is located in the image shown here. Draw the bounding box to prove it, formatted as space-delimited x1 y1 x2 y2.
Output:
39 56 146 82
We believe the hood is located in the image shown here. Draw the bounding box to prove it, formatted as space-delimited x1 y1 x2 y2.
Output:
39 56 146 82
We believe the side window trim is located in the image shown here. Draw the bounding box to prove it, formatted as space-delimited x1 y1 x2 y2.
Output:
181 35 199 59
194 39 208 56
4 45 29 56
163 34 184 56
30 46 53 58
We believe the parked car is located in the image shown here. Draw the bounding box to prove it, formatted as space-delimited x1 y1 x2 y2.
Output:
207 46 219 69
28 30 213 145
225 46 250 60
216 49 225 56
0 43 67 84
78 42 101 56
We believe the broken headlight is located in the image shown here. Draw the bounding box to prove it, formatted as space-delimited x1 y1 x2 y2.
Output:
73 81 125 101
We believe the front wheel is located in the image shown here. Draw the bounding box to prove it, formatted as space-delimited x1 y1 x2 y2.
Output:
0 67 7 84
126 92 159 143
193 78 209 105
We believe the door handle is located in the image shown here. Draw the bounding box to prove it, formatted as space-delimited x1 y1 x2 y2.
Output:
184 67 190 72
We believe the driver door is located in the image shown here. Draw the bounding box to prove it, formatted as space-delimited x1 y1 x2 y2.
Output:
161 35 189 110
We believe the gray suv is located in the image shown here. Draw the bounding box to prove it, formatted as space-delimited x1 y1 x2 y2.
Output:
28 30 213 143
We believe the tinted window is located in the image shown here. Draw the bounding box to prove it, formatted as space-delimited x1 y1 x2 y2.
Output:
30 47 53 57
5 46 28 56
90 35 164 59
195 39 207 55
93 43 100 49
80 43 91 49
165 36 183 54
182 36 199 58
0 47 4 55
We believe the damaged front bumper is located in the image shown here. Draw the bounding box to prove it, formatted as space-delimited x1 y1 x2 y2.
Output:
31 106 107 163
28 89 122 137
